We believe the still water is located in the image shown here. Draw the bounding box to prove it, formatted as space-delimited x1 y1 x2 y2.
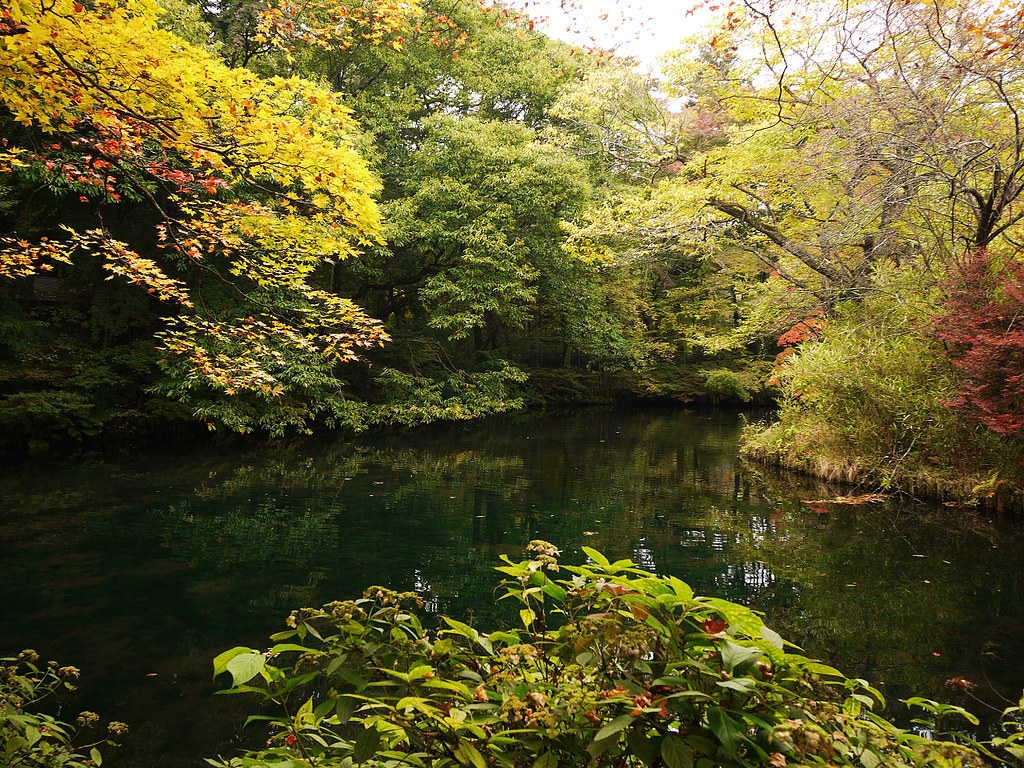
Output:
2 407 1023 765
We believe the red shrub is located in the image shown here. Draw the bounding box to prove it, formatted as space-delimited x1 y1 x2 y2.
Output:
935 250 1024 436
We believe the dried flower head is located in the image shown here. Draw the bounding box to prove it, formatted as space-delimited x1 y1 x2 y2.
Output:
77 711 100 727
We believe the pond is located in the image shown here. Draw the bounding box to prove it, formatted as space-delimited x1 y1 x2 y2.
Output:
2 406 1023 766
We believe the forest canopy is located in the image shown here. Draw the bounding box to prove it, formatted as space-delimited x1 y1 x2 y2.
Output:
1 0 1023 501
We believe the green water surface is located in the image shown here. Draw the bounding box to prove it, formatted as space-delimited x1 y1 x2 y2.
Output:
1 407 1022 766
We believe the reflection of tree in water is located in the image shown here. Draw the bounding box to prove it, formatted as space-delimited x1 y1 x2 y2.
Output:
694 465 1024 721
4 407 1024 765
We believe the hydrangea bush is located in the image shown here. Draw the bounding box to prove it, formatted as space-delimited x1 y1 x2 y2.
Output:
208 542 1021 768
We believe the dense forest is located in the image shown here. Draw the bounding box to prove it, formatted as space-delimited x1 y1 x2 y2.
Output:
1 0 1023 502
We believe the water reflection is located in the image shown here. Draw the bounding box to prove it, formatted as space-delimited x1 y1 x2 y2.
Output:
1 407 1022 766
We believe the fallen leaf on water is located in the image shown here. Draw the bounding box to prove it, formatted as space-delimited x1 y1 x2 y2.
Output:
805 493 888 505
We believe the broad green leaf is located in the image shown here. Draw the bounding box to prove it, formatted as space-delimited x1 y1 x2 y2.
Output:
533 751 558 768
443 617 477 639
353 726 380 764
699 598 762 637
660 736 694 768
627 729 659 767
423 679 472 697
454 741 487 768
408 665 435 681
335 668 368 687
666 576 694 601
213 684 266 695
336 695 358 724
582 546 609 566
802 661 844 678
720 641 762 673
5 736 29 753
541 581 567 601
90 747 103 766
396 696 433 711
595 713 634 741
487 630 520 645
760 625 784 650
716 678 757 694
707 708 744 756
225 652 266 687
1004 745 1024 760
212 646 256 679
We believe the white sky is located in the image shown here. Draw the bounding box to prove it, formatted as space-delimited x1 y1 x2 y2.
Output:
518 0 714 71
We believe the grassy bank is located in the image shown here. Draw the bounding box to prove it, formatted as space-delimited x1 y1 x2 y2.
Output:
741 410 1024 513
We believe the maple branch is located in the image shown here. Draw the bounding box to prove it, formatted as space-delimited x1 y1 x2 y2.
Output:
707 197 849 285
45 44 182 142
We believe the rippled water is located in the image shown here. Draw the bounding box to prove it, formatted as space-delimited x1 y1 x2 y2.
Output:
2 407 1022 766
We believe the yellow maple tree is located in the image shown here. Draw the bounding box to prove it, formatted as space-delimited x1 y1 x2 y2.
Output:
0 0 389 409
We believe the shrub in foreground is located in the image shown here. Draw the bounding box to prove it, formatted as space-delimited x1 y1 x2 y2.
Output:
0 650 126 767
209 543 1022 768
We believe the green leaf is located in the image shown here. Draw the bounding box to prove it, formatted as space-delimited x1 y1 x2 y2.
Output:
541 581 567 601
519 608 536 628
212 647 256 679
90 747 103 766
242 715 279 728
487 630 520 645
666 576 694 601
720 641 762 674
699 598 762 636
353 726 380 764
802 661 843 678
5 736 29 753
296 695 314 722
760 625 784 650
335 667 368 687
443 617 477 639
408 665 435 681
716 678 757 694
336 695 358 724
423 678 472 697
1004 745 1024 760
582 546 609 566
595 714 634 742
270 643 316 655
455 741 487 768
213 684 266 696
225 652 267 687
707 708 744 756
684 735 717 757
660 736 694 768
396 696 433 711
533 752 558 768
627 729 659 767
